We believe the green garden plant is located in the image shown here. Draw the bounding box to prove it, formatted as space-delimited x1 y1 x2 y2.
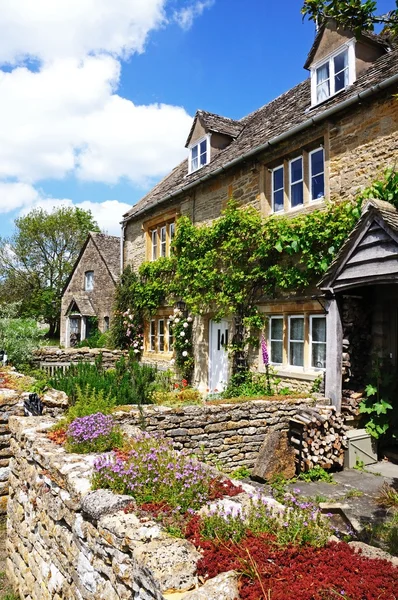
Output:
0 303 44 369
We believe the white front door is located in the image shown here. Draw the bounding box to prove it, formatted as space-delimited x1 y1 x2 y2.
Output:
209 319 229 392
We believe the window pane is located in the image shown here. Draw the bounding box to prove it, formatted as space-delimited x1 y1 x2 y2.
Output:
312 174 325 200
290 158 302 183
291 182 303 207
335 68 348 92
273 190 284 212
160 226 166 257
312 317 326 342
191 145 198 159
271 318 283 340
290 317 304 341
317 62 329 84
191 156 198 171
334 50 347 74
169 222 175 240
151 230 157 260
273 167 284 190
317 80 330 103
85 271 94 291
290 342 304 366
271 341 283 364
200 139 207 154
158 320 165 352
312 344 326 369
311 149 324 176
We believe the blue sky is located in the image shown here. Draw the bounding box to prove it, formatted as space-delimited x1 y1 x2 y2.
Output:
0 0 393 238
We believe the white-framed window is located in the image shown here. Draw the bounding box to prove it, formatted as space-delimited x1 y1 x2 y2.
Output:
311 42 355 106
270 316 283 364
289 157 304 208
168 321 174 351
160 226 167 257
169 222 175 242
310 315 327 370
84 271 94 291
150 320 156 352
272 165 284 213
288 316 304 367
151 229 158 261
158 319 165 352
309 148 325 201
189 135 210 173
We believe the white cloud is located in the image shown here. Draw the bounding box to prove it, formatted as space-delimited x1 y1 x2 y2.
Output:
174 0 214 31
0 181 129 236
0 0 167 64
0 57 192 184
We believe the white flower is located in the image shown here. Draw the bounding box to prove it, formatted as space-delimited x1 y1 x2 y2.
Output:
180 331 185 337
173 308 179 314
182 351 188 357
174 317 180 323
170 358 175 365
169 315 174 321
183 322 188 328
133 342 138 347
134 349 139 354
140 346 144 350
187 316 193 322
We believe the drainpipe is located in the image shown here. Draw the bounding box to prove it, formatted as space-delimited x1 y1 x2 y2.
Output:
121 71 398 225
120 222 126 273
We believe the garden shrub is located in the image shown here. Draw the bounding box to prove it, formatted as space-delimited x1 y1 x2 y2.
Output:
65 413 124 454
220 370 281 400
152 386 202 407
0 303 44 369
49 352 157 405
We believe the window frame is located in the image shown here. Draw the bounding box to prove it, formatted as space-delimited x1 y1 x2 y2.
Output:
158 318 165 353
269 316 284 365
271 165 284 214
188 135 211 174
148 220 175 261
149 320 156 352
310 315 327 371
289 156 304 209
84 270 94 292
159 225 167 258
288 315 305 368
309 147 325 202
311 40 356 106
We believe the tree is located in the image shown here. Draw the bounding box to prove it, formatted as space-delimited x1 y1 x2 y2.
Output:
0 207 100 338
0 302 44 368
302 1 398 38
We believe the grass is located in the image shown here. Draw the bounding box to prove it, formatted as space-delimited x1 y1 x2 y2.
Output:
344 489 364 499
376 483 398 508
0 573 19 600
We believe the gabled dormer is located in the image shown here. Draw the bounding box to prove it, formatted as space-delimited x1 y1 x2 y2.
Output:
185 110 243 174
305 20 390 107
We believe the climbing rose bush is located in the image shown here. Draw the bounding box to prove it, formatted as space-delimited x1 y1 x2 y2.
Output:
65 413 124 454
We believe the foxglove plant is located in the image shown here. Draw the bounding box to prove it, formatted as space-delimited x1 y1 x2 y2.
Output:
261 335 271 394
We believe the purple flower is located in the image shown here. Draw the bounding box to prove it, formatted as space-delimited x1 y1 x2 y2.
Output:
67 413 114 443
261 336 269 366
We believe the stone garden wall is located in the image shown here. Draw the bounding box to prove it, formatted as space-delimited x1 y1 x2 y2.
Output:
0 383 67 517
6 416 245 600
113 397 324 470
33 347 127 373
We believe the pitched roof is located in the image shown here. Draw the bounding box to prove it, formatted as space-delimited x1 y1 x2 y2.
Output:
123 47 398 223
90 232 120 283
65 295 96 317
318 200 398 290
303 21 392 70
185 109 243 147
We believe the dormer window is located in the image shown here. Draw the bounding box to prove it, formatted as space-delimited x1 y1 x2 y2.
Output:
189 135 210 173
311 41 355 106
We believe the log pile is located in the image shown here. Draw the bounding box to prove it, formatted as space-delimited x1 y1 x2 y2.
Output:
341 389 364 417
289 406 348 472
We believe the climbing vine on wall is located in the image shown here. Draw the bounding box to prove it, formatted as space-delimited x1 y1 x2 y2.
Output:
112 198 362 374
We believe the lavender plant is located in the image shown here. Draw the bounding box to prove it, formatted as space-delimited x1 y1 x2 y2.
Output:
92 434 212 512
65 413 124 454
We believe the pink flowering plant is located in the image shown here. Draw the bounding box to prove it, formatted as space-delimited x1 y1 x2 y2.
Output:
92 433 214 512
122 308 144 357
65 413 124 454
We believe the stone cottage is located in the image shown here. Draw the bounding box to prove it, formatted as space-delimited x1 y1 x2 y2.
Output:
121 20 398 397
60 232 120 347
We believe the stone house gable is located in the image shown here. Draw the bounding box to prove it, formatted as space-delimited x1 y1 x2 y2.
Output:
60 233 120 347
121 22 398 394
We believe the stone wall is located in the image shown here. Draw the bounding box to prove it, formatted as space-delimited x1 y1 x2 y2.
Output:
6 416 250 600
33 347 127 373
0 384 67 516
113 397 322 470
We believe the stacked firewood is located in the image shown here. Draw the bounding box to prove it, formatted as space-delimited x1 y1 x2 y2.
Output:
341 389 364 417
289 406 348 472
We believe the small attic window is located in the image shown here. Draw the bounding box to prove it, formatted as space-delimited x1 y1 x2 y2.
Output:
311 41 355 106
189 135 210 173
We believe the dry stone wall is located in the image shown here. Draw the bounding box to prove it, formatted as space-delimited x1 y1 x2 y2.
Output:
33 347 127 373
7 416 256 600
0 382 67 516
113 397 323 470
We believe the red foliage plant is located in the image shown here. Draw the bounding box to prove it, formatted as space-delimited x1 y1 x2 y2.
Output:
185 517 398 600
208 477 244 501
47 429 67 445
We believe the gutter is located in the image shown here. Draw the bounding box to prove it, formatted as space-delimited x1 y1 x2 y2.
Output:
120 222 126 273
122 71 398 224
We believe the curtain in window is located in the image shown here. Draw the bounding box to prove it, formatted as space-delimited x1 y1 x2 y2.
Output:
316 63 330 103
